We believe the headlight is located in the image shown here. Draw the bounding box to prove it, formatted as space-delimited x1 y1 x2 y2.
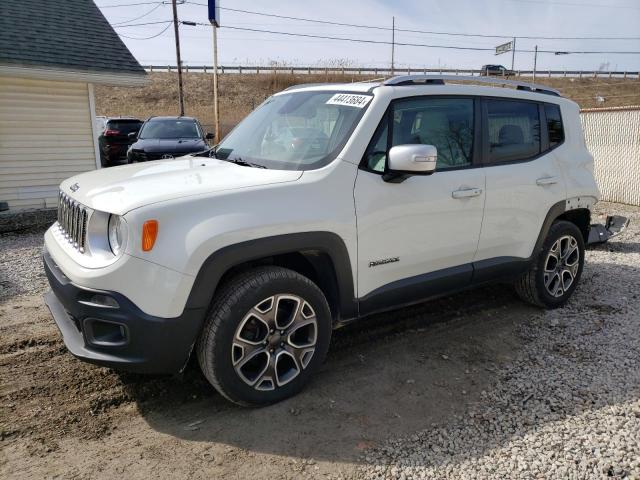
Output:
107 214 126 255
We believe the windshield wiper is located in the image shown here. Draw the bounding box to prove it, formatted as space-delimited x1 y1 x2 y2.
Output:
225 157 267 169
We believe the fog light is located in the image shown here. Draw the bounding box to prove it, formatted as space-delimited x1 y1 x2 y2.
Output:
79 293 120 309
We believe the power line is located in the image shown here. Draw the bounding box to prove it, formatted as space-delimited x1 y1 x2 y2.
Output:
113 20 172 28
112 2 164 25
118 22 173 39
185 1 640 40
98 1 161 7
505 0 640 9
191 23 640 54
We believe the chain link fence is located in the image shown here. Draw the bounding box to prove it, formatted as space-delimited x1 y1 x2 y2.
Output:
581 106 640 206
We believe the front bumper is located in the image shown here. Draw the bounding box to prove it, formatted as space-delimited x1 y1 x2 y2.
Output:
43 248 206 374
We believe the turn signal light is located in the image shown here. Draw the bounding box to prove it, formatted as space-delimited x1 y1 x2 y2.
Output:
142 220 158 251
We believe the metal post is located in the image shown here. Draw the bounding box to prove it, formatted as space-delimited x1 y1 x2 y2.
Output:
171 0 185 116
511 37 516 71
212 24 220 143
391 16 395 75
532 45 538 82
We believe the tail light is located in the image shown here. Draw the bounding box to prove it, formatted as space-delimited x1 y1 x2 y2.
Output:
103 129 120 137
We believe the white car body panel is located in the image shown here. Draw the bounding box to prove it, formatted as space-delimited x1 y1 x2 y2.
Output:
44 81 599 320
354 168 486 297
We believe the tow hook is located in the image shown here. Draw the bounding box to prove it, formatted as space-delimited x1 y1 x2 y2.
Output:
587 215 630 245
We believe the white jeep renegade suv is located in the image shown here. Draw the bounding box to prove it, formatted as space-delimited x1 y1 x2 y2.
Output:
44 75 600 405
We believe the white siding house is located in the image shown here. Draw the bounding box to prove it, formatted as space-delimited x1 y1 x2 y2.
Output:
0 0 147 213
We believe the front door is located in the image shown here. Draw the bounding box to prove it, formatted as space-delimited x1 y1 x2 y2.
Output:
354 96 486 314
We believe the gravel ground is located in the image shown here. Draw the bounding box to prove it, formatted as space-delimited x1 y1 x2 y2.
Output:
0 226 49 301
357 202 640 480
1 203 638 479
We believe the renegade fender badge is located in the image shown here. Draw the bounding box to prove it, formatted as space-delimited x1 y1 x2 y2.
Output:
369 257 399 267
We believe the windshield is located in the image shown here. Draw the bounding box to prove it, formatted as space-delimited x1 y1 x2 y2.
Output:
139 119 201 139
215 91 372 170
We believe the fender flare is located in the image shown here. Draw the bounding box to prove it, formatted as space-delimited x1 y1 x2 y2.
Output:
531 200 567 257
184 232 358 319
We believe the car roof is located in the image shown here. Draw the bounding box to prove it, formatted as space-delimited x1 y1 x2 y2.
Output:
146 116 198 121
277 75 566 103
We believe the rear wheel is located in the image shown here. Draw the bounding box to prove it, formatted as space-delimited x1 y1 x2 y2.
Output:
515 220 585 308
197 266 332 406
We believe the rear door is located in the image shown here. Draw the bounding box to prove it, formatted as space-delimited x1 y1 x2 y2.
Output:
474 98 566 274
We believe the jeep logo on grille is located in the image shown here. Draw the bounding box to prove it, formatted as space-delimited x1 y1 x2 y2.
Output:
70 183 80 192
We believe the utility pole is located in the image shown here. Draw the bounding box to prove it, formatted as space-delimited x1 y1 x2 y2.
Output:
533 45 538 81
391 16 395 75
511 36 516 71
212 24 220 142
171 0 185 116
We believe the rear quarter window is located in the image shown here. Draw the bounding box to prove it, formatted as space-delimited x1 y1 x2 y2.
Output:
545 104 564 148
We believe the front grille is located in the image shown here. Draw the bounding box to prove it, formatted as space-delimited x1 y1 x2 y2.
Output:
57 191 89 253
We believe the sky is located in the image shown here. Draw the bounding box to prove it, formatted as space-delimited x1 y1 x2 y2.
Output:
99 0 640 71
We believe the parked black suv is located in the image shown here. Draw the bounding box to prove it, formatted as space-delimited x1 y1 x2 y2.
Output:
127 116 213 163
480 65 512 76
98 118 143 167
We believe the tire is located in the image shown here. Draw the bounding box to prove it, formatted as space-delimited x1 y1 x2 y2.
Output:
515 220 585 309
197 266 332 406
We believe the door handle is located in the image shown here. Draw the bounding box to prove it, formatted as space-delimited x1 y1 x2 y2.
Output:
536 176 559 186
452 187 483 199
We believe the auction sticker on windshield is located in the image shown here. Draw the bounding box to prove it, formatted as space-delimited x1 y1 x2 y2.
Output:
326 93 372 108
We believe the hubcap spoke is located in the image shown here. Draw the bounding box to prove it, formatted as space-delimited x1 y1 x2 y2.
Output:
232 294 318 391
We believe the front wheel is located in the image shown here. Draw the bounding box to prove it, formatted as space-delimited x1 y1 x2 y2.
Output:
197 266 332 406
515 220 585 309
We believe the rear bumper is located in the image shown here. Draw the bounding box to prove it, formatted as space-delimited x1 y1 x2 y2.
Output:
43 247 206 374
588 215 630 245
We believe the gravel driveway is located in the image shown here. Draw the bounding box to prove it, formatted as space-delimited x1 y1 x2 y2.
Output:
1 202 638 479
358 203 640 480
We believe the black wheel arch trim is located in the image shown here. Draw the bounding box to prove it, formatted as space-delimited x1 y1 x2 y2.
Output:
184 232 358 321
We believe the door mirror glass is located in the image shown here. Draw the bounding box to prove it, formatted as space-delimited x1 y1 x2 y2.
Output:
388 144 437 174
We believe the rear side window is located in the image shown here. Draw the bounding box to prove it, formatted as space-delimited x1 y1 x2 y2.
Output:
486 99 541 163
545 104 564 148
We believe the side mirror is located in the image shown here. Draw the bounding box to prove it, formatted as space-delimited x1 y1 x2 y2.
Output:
384 144 437 182
205 132 215 140
128 131 137 139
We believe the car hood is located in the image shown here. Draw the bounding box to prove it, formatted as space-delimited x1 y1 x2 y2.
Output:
59 156 303 215
131 138 207 153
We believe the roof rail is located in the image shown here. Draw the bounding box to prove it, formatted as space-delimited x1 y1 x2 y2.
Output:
383 75 561 97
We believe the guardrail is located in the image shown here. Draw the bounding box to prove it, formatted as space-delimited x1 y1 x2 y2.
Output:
143 65 640 79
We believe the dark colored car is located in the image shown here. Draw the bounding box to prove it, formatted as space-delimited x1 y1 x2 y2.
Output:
98 118 143 167
127 116 214 163
480 64 512 76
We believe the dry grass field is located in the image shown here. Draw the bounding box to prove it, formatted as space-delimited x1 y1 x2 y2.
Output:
94 72 640 136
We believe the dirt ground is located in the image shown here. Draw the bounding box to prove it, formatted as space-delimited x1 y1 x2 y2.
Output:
1 202 638 479
94 73 640 137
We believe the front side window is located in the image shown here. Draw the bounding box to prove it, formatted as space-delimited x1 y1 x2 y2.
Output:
487 99 541 163
545 104 564 148
364 97 474 172
216 91 371 170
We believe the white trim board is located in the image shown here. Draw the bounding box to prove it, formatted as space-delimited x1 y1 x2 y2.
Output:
0 64 148 87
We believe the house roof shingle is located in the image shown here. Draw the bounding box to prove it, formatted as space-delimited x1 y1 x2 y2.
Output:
0 0 146 77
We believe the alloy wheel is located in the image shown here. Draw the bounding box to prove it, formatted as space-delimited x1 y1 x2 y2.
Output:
543 234 580 298
232 294 318 391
